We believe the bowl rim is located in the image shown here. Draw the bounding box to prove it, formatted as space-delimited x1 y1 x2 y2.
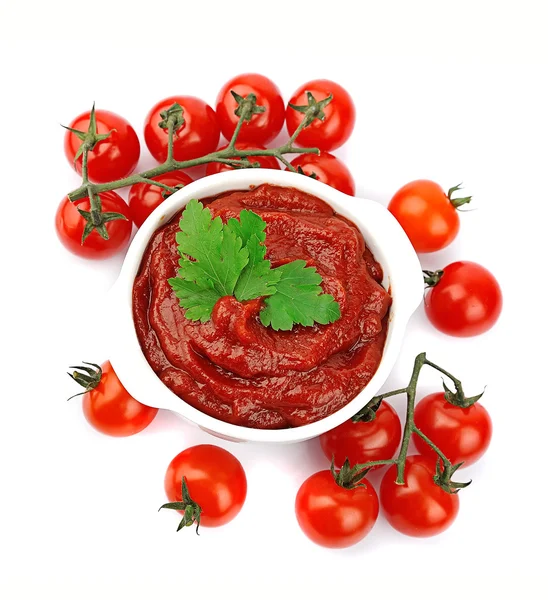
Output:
109 169 423 443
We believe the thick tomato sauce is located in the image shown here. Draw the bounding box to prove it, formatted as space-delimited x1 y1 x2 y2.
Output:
133 184 391 429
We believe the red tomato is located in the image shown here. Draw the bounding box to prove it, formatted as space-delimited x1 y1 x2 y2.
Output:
164 445 247 528
289 152 355 195
55 192 132 259
144 96 220 163
64 109 140 183
79 361 158 437
380 455 459 537
295 470 379 548
388 180 462 253
128 170 193 227
320 402 401 469
425 261 503 337
413 393 492 466
216 73 285 145
205 143 280 176
286 79 356 151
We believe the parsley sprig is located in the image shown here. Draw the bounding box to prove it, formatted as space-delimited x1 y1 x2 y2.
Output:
168 200 341 330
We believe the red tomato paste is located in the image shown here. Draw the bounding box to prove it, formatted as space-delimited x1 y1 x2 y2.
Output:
133 184 391 429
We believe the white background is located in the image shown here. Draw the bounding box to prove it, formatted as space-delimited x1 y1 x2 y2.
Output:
1 1 547 598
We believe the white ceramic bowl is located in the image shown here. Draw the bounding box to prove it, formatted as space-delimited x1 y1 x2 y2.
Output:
109 169 423 443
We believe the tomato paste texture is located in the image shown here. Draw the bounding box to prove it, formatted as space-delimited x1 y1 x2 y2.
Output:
133 184 391 429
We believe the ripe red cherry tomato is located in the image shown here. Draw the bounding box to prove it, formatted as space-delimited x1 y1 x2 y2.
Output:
205 143 280 176
286 79 356 151
78 361 158 437
388 179 465 253
144 96 220 163
216 73 285 145
128 170 193 228
425 261 503 337
64 109 140 183
320 402 401 469
164 445 247 528
380 455 459 537
55 192 132 259
288 152 355 195
413 393 492 466
295 470 379 548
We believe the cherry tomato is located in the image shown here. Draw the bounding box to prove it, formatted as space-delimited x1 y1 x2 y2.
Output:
425 261 503 337
380 455 459 537
205 143 280 176
164 445 247 528
64 109 140 183
80 361 158 437
388 179 464 253
55 192 132 259
128 170 193 228
286 79 356 151
144 96 220 163
216 73 285 145
295 470 378 548
413 393 492 466
289 152 355 195
320 402 401 469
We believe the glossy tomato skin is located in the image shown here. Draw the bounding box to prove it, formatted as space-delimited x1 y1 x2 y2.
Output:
413 393 492 466
380 455 459 537
320 402 401 469
205 143 280 176
164 445 247 528
216 73 284 145
289 152 355 195
388 180 459 253
82 361 158 436
55 192 132 259
128 170 193 228
144 96 220 163
64 110 140 183
295 470 378 548
425 261 503 337
286 79 356 151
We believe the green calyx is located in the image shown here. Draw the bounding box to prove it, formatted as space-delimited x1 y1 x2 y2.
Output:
159 477 202 535
67 361 102 400
231 91 266 122
289 91 333 128
62 102 114 166
352 397 382 423
443 380 485 409
447 183 473 209
433 459 472 494
158 103 185 132
423 269 444 288
331 458 371 490
79 192 127 243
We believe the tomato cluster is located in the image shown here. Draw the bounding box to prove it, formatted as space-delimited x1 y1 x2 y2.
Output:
57 75 357 260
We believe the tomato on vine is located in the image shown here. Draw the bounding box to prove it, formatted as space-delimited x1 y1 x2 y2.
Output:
380 455 459 537
68 361 158 437
320 401 401 469
144 96 220 163
205 143 280 176
64 107 140 183
289 152 355 195
295 466 379 548
128 170 193 228
286 79 356 151
388 180 472 253
216 74 284 145
161 445 247 532
424 261 503 336
55 191 132 259
413 393 492 466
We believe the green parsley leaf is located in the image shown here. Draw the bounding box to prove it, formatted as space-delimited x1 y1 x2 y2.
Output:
259 260 341 331
174 200 249 297
167 277 219 322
